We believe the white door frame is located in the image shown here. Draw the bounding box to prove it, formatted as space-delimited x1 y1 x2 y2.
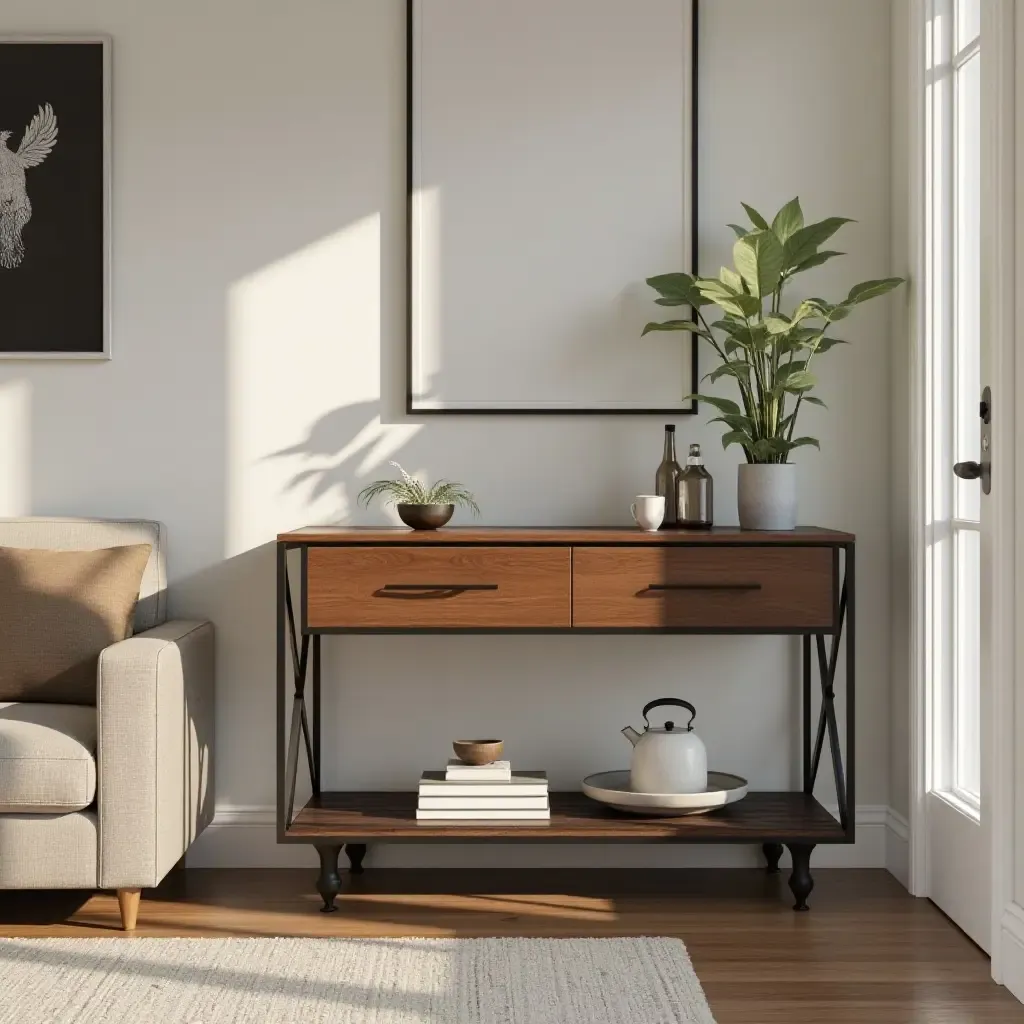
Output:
906 0 1018 986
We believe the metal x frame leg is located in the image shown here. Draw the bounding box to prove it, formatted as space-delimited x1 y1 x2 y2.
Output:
802 544 855 837
277 545 321 837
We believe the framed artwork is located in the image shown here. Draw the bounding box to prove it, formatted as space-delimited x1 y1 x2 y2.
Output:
0 37 110 359
407 0 698 414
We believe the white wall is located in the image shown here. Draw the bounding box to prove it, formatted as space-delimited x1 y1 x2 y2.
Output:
0 0 896 868
889 0 913 826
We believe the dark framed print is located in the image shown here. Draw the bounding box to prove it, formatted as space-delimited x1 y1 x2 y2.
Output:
0 37 110 359
408 0 697 414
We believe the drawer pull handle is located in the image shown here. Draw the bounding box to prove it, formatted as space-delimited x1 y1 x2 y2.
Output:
378 583 499 593
646 582 762 592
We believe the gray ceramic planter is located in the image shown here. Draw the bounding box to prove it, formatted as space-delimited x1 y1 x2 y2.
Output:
737 464 797 531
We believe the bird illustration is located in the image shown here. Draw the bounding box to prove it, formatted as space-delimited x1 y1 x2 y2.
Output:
0 104 58 269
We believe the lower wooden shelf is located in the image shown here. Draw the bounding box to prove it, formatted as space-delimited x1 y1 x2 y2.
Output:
285 790 847 843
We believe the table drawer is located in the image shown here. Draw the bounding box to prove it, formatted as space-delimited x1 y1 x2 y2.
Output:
306 546 571 629
571 546 836 630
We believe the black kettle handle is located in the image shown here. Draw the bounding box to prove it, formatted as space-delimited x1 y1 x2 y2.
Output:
642 698 696 732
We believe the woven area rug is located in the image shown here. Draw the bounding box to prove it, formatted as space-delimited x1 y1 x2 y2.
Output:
0 936 715 1023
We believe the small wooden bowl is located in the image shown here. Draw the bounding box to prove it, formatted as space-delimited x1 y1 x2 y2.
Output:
453 739 504 766
397 503 455 530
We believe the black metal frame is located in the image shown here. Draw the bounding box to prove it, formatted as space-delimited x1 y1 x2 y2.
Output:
405 0 702 416
277 539 854 912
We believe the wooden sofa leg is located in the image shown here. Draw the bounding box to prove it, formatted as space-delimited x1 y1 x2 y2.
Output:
117 888 141 931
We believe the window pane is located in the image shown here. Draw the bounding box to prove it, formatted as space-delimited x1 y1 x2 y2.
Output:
955 52 981 523
957 0 980 51
954 527 981 801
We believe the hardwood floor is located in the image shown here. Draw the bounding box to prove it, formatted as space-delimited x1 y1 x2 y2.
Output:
1 868 1021 1023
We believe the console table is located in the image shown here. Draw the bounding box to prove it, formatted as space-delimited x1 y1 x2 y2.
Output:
276 526 854 912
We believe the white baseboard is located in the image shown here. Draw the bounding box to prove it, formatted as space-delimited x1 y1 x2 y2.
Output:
884 807 910 888
999 902 1024 1000
187 803 908 871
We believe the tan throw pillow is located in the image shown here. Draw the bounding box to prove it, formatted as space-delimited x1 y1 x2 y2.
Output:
0 544 153 704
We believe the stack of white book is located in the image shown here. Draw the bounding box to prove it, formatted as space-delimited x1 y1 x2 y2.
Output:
416 760 550 821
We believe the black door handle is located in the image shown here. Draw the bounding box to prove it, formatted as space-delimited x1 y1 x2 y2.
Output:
953 461 983 481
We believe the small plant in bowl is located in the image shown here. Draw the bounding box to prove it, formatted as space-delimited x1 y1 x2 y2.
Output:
357 462 480 530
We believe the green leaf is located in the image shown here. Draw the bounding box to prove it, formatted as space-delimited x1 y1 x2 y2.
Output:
771 197 804 243
721 429 754 451
733 230 784 299
707 361 753 384
790 250 845 274
775 360 809 381
789 436 821 450
777 370 817 392
743 323 771 352
642 319 709 337
750 438 791 461
727 223 749 239
711 318 748 338
681 394 742 415
783 217 854 270
846 277 905 304
813 336 848 353
792 299 828 322
802 395 827 407
646 273 706 307
719 266 744 293
694 278 733 299
790 326 825 343
741 202 770 230
709 413 754 433
763 314 793 336
696 282 761 319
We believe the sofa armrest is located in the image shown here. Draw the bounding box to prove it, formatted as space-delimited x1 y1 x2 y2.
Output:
97 620 215 889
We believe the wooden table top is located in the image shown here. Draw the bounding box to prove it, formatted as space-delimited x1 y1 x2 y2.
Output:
278 525 855 544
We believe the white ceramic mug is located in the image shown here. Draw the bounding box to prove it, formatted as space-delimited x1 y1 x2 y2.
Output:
631 495 665 532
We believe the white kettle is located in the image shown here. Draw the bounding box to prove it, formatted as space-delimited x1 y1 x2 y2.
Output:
622 698 708 794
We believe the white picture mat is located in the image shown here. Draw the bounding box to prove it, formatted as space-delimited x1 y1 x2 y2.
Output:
410 0 695 410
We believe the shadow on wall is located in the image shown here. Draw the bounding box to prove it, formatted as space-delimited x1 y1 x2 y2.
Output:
264 397 455 522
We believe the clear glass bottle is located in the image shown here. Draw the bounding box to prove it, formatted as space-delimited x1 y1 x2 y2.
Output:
678 443 713 528
655 425 681 527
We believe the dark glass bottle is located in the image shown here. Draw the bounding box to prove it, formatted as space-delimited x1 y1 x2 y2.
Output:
655 425 681 527
678 443 713 528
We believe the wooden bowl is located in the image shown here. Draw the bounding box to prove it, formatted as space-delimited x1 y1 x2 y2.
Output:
397 503 455 530
452 739 504 766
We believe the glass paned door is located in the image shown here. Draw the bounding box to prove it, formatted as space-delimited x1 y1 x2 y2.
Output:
951 3 982 805
922 0 989 951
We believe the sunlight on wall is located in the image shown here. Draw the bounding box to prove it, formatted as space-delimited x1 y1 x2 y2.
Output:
410 186 441 403
226 214 404 557
0 379 31 516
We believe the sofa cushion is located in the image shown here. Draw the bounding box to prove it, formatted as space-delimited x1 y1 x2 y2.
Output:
0 703 97 813
0 544 152 704
0 519 167 633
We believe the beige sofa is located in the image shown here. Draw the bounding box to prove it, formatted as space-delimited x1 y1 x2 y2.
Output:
0 518 215 930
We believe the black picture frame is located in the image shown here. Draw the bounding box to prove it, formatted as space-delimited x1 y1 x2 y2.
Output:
406 1 699 415
0 36 110 360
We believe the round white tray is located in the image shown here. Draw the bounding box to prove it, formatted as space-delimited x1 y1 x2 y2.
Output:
581 770 749 816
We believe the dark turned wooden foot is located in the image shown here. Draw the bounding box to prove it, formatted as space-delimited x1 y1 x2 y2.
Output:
786 842 815 911
315 843 343 913
762 842 784 874
346 843 367 875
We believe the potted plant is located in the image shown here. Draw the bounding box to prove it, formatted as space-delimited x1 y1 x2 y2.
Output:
358 462 480 530
643 198 903 530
